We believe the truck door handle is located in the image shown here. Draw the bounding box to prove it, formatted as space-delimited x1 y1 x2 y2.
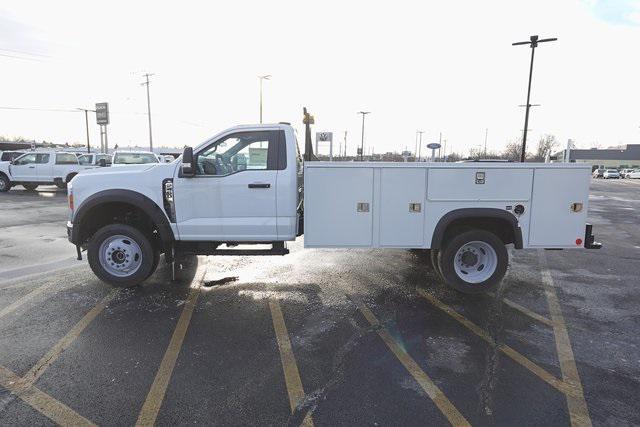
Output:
28 166 36 168
248 183 271 189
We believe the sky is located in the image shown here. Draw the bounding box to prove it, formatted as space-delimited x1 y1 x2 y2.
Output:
0 0 639 156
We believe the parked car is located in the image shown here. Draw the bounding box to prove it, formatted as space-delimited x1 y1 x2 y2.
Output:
0 151 97 191
0 151 26 162
112 151 160 166
592 168 605 178
620 168 637 178
603 169 620 179
627 170 640 179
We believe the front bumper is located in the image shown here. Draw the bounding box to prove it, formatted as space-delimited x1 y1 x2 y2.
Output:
584 223 602 249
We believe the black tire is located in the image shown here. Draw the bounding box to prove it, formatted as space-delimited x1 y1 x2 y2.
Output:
437 229 508 294
430 248 444 281
88 224 156 287
145 249 161 280
23 183 39 191
56 181 67 189
0 175 11 192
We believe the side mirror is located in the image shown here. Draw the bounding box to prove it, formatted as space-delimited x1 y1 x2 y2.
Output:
181 147 196 177
98 159 107 167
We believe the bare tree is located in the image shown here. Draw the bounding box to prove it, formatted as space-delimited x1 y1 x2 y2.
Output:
532 134 558 162
502 139 523 162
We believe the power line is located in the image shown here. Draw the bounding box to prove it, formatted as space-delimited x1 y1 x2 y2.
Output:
0 47 50 58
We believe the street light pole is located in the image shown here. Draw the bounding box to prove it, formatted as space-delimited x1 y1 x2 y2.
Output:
417 131 424 161
76 108 95 153
141 73 154 152
358 111 370 161
259 75 271 124
512 35 557 162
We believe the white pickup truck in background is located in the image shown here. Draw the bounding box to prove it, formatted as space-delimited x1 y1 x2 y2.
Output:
66 122 601 294
0 151 99 191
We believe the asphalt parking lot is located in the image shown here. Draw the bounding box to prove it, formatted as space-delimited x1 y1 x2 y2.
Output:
0 179 638 426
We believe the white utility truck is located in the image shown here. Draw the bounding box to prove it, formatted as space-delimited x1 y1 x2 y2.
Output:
66 122 601 294
0 151 99 191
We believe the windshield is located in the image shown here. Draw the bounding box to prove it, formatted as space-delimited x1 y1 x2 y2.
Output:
113 153 158 164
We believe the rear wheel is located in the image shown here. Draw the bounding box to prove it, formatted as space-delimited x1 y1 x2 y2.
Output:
437 229 508 294
88 224 156 287
22 183 38 191
0 175 11 192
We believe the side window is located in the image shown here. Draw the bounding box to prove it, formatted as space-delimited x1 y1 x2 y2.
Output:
15 153 37 165
55 153 77 165
196 131 276 176
96 154 112 165
36 154 50 164
78 155 92 165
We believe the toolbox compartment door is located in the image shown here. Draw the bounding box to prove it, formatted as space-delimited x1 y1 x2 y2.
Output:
379 168 426 247
304 167 373 247
528 168 590 247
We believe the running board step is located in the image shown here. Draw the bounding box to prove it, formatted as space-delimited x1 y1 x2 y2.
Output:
202 248 289 256
177 241 289 256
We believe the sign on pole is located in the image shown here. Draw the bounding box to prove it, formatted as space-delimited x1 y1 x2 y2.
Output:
427 143 441 162
316 132 334 160
96 102 109 125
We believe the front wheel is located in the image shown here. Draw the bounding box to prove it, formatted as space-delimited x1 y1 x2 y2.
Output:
88 224 156 287
0 175 11 192
437 230 508 294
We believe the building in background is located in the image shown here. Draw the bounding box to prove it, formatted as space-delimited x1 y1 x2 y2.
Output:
554 144 640 170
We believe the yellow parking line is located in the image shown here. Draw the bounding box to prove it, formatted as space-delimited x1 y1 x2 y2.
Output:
416 288 568 394
136 269 206 427
269 298 314 427
538 250 592 427
0 282 56 320
21 289 118 385
352 297 470 427
0 365 96 426
488 293 553 327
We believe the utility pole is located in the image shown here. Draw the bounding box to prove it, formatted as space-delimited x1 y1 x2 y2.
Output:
484 128 488 157
76 108 95 153
358 111 370 161
344 131 348 157
512 35 557 162
415 131 419 160
417 131 424 161
141 73 154 152
259 75 271 124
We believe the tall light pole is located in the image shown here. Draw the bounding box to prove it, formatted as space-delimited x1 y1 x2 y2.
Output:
141 73 154 151
358 111 370 161
76 108 95 153
417 130 424 161
259 75 271 123
512 35 557 162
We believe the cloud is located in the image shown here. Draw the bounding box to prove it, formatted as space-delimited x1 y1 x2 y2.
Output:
585 0 640 26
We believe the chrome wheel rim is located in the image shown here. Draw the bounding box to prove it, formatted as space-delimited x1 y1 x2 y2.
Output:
0 180 5 191
453 241 497 284
98 234 143 277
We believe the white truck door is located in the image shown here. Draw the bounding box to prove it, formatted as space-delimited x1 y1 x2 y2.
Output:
9 153 39 181
174 130 279 241
36 153 54 180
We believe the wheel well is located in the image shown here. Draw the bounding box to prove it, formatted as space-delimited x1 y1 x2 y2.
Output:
77 202 162 251
441 217 517 248
0 171 8 180
66 173 77 183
